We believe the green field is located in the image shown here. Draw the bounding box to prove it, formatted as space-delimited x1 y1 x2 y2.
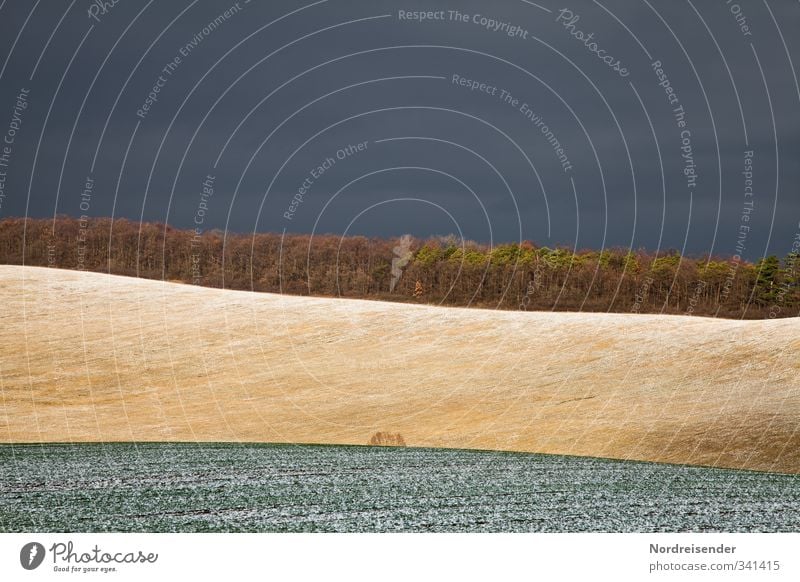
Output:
1 443 798 532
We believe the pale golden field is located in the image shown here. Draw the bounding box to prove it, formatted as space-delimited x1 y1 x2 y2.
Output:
1 265 799 473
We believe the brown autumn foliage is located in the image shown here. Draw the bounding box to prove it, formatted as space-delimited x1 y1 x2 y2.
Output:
1 216 798 319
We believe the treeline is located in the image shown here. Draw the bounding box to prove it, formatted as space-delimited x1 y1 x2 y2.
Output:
1 216 798 319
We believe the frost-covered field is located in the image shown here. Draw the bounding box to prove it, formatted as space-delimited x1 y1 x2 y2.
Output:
1 444 798 532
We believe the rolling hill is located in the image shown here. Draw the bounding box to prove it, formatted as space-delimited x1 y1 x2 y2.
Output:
1 265 799 473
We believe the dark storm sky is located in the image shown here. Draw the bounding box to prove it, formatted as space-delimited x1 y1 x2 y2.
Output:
0 0 798 259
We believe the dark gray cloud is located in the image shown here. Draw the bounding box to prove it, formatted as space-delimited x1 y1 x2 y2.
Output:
0 0 798 259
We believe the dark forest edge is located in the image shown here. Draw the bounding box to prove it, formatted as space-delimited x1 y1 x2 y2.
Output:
1 216 799 319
